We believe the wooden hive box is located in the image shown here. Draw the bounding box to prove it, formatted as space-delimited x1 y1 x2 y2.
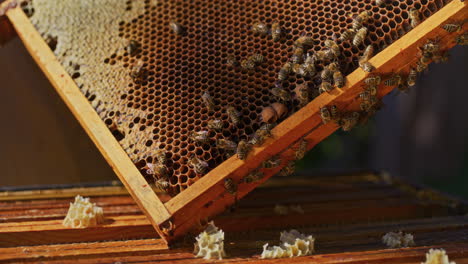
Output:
1 172 468 263
0 0 467 244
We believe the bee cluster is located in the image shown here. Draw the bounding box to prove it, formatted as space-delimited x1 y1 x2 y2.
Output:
28 0 464 196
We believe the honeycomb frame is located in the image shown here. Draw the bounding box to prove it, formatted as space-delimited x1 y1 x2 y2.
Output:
2 0 467 244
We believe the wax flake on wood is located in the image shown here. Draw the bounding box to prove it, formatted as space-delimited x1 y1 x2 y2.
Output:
422 249 456 264
261 230 315 259
382 231 415 248
193 221 226 260
63 195 104 229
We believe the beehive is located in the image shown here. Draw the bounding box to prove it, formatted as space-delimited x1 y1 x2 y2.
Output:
1 172 468 262
1 0 466 244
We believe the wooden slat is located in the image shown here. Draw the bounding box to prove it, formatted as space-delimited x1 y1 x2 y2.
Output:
1 214 468 263
0 215 156 247
4 6 172 242
0 172 467 263
2 242 467 264
0 199 455 247
0 185 128 201
165 0 468 241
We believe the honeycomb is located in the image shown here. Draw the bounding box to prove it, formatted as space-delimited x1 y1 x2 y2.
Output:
62 195 104 229
27 0 454 196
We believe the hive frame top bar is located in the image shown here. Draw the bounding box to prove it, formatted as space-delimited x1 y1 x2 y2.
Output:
3 0 467 244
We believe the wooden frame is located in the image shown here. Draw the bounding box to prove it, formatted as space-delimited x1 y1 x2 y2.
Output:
1 0 467 244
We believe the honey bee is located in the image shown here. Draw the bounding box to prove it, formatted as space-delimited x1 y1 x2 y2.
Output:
216 139 237 151
242 170 264 183
271 87 292 102
294 139 308 160
130 60 145 80
314 50 335 62
340 29 356 42
442 23 462 33
292 63 302 74
224 178 237 195
237 140 251 160
364 75 381 86
359 60 375 72
190 130 209 144
352 19 363 31
359 90 371 102
300 54 317 78
154 149 166 165
147 163 168 178
319 81 333 94
155 178 170 192
328 62 340 72
407 68 417 87
360 101 372 112
262 155 282 168
294 35 314 49
420 51 432 64
226 55 239 67
251 53 264 64
422 40 440 53
320 106 332 124
296 84 309 107
169 20 184 35
456 32 468 45
352 11 372 30
241 58 256 70
325 39 341 57
251 22 269 36
250 124 273 146
325 49 339 61
353 27 368 46
259 123 275 134
278 161 295 177
201 91 215 111
361 44 375 62
207 119 223 131
416 61 428 73
375 0 388 7
127 40 141 56
292 47 305 64
321 66 333 81
367 85 378 96
384 74 402 86
188 155 209 174
278 62 292 81
356 10 373 23
409 8 420 28
330 105 340 121
249 129 269 146
226 106 241 125
333 71 345 88
341 112 360 131
271 21 283 41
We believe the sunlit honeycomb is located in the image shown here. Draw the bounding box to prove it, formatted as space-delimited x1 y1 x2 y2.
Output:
27 0 453 196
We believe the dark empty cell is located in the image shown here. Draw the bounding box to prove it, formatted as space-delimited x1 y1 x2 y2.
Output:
423 9 431 18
